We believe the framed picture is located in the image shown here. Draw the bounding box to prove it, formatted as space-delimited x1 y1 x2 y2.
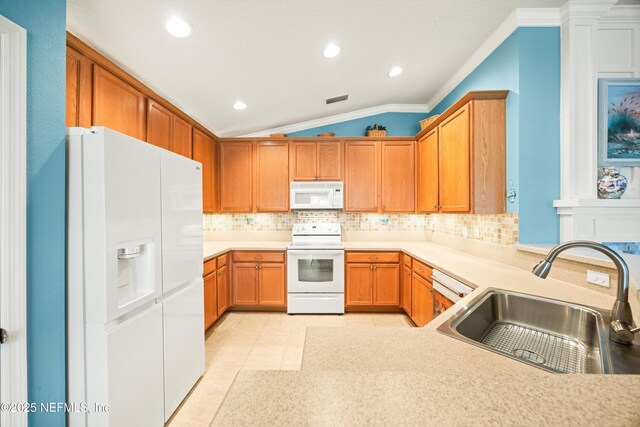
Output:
598 78 640 167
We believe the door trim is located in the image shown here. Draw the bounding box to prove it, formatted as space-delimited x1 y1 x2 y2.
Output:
0 15 28 427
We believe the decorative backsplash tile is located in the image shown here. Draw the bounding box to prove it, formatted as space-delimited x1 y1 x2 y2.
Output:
426 212 519 245
203 211 428 232
204 211 519 246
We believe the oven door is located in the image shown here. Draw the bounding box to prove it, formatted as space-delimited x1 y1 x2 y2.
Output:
287 250 344 293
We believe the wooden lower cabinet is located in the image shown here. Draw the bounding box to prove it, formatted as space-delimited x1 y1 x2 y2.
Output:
258 263 286 306
216 263 230 316
433 291 454 318
345 252 400 308
345 264 374 306
372 264 400 306
204 271 217 330
232 251 286 308
401 264 412 316
411 272 434 327
232 263 259 305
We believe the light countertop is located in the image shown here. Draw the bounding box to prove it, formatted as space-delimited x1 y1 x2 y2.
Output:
207 239 640 425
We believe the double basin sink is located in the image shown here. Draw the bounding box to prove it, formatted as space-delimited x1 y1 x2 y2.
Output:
437 288 640 375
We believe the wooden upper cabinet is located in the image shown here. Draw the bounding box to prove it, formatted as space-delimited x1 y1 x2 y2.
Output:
415 91 507 214
66 47 92 128
255 141 289 212
344 141 379 212
417 128 439 213
381 141 415 213
172 115 193 158
317 142 342 180
92 65 146 140
220 142 253 212
146 99 172 151
193 128 217 212
290 142 317 180
290 141 342 181
438 103 471 213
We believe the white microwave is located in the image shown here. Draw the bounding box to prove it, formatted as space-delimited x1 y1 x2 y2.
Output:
290 182 343 210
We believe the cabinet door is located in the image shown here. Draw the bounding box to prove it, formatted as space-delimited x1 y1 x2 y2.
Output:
232 263 259 305
146 99 172 150
411 273 433 327
438 103 470 212
317 142 342 180
92 65 146 140
255 141 289 212
220 142 253 212
345 264 373 306
203 272 217 329
66 47 92 128
372 264 400 306
433 292 454 318
381 141 415 213
193 129 217 212
172 115 193 158
417 128 439 213
216 264 230 315
290 142 317 181
401 265 412 316
344 141 379 212
258 263 286 306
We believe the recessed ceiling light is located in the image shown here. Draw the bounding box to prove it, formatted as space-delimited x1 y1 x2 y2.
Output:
233 101 247 110
323 43 341 58
165 17 192 38
388 66 404 77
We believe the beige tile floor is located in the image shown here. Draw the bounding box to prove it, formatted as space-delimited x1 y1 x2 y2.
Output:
167 312 413 426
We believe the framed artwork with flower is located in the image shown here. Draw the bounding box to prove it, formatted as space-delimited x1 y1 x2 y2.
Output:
598 78 640 167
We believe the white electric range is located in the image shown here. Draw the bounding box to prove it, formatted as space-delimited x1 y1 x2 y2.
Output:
287 223 345 314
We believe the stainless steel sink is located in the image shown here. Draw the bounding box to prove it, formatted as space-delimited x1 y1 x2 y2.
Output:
437 288 640 374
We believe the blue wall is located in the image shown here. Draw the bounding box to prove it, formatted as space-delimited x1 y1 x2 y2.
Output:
0 1 67 426
288 111 429 137
431 27 560 243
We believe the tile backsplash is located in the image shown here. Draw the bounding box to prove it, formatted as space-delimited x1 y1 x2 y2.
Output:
204 211 519 245
427 212 519 245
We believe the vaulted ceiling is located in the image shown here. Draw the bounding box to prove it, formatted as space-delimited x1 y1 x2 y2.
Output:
67 0 565 136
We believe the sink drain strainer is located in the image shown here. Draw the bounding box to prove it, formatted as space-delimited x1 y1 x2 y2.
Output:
513 348 546 365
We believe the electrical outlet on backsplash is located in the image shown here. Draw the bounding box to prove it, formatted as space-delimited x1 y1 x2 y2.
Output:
203 211 519 246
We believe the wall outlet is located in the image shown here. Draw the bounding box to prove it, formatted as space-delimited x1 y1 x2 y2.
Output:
587 270 610 288
462 226 468 238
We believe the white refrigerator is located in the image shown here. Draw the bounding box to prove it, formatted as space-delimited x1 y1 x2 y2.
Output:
67 127 205 426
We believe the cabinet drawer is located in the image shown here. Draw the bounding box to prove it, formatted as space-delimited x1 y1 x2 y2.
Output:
346 252 399 263
412 259 432 280
403 254 412 268
217 252 228 269
233 251 285 263
204 259 216 277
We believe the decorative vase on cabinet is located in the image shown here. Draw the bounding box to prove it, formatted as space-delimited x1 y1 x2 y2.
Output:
597 167 627 199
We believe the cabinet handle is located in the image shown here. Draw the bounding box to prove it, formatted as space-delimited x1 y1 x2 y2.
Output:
370 265 373 270
255 256 263 260
369 256 377 260
432 204 437 209
255 265 259 269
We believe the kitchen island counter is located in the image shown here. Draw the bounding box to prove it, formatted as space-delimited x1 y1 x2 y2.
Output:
209 239 640 425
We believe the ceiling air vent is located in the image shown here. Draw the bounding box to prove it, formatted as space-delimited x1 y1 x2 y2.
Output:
326 94 348 105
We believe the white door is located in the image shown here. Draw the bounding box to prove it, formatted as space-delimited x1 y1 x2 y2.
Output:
0 15 27 426
0 15 27 427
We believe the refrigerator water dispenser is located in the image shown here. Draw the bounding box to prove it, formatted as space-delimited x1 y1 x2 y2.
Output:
117 239 156 309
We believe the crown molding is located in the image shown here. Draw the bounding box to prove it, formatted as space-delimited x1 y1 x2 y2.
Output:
559 0 617 22
238 103 428 137
600 5 640 22
425 8 562 111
